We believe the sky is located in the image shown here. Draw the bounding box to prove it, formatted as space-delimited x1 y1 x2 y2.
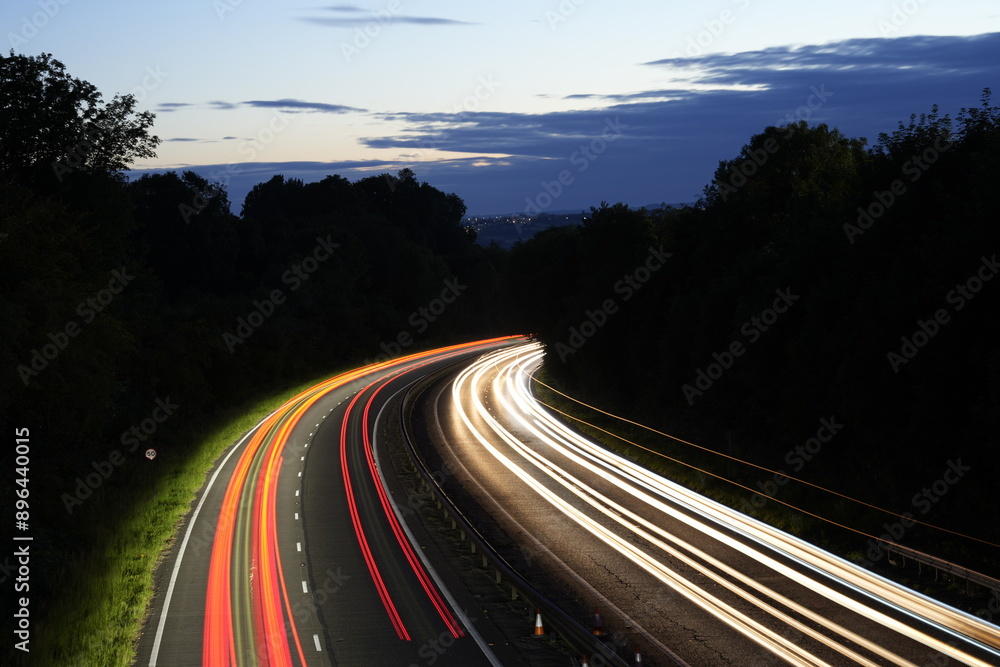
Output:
5 1 1000 215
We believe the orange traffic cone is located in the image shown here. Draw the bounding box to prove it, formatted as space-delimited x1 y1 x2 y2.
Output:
533 608 546 637
581 656 590 667
592 607 605 636
634 646 643 665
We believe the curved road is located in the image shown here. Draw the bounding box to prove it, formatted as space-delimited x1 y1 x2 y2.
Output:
415 342 1000 666
135 337 530 667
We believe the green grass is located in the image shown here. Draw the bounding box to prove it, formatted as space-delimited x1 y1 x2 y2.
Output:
26 372 345 667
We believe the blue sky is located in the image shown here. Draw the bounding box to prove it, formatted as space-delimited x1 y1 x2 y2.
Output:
5 1 999 214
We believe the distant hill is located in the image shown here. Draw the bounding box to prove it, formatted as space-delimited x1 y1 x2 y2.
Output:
467 202 695 247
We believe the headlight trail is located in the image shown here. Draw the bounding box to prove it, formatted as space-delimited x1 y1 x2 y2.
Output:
447 342 1000 667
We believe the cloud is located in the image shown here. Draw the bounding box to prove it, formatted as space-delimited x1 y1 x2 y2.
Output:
156 99 367 114
155 102 193 112
242 98 365 113
299 6 476 27
323 4 366 11
356 33 999 203
301 16 476 26
146 33 1000 215
165 137 201 142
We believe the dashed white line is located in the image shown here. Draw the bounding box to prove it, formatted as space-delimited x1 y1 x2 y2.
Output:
302 581 309 594
313 634 322 651
294 512 299 520
297 542 302 552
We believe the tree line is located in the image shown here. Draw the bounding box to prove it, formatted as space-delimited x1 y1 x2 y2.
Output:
506 91 1000 572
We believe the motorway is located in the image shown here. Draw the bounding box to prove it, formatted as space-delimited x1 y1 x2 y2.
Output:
135 336 540 667
414 342 1000 666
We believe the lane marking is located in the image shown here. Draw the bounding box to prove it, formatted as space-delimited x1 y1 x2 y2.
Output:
148 408 281 667
302 581 309 594
313 634 322 651
373 383 504 667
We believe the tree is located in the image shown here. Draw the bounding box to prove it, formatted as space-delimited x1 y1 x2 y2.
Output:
0 51 159 187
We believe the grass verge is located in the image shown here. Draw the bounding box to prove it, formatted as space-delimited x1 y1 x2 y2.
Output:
26 371 345 667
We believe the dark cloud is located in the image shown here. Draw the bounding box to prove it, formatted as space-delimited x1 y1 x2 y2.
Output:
300 6 476 27
352 33 999 213
155 102 192 112
242 98 365 113
156 99 366 114
323 4 366 12
301 15 477 27
148 33 999 215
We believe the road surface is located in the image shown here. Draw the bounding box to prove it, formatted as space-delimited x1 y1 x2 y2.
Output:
135 336 540 667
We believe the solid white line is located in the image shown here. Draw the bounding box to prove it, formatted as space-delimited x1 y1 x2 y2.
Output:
313 634 322 651
148 408 281 667
373 381 504 667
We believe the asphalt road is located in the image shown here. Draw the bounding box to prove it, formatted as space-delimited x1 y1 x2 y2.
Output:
413 341 1000 667
134 337 535 667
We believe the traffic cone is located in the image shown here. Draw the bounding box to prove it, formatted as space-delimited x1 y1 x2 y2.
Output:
634 646 643 665
581 656 590 667
532 608 546 637
592 606 605 636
